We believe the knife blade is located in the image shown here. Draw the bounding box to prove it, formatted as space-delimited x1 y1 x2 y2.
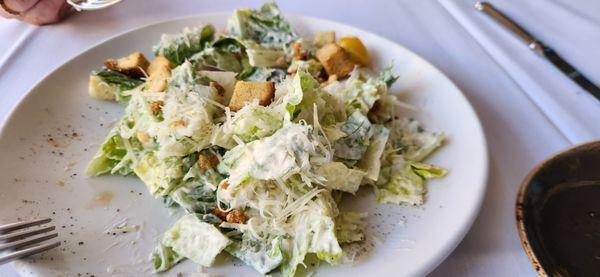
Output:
475 1 600 102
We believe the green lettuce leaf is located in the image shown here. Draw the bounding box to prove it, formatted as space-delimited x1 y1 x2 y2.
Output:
153 25 215 65
244 67 287 83
378 63 399 88
191 36 252 74
214 103 284 148
334 110 373 160
335 212 367 243
316 162 365 194
86 127 144 176
218 124 312 188
133 152 186 197
93 69 143 103
226 234 284 274
161 214 231 267
151 243 185 272
386 118 445 162
323 68 388 115
375 157 446 205
227 2 296 47
358 124 390 181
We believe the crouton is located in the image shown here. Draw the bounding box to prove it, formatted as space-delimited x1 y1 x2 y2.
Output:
198 152 219 171
88 75 118 101
226 210 247 224
314 31 336 48
315 43 356 78
103 52 149 77
292 41 306 60
212 207 229 221
320 74 338 88
228 81 275 112
145 56 173 92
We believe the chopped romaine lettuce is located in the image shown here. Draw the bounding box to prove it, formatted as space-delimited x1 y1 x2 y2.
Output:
154 62 218 158
288 59 323 79
161 214 231 267
375 157 446 205
214 102 284 148
227 2 296 47
244 41 286 67
280 192 342 276
197 70 237 105
226 234 284 274
378 63 399 88
151 243 185 272
218 123 312 188
153 25 215 65
191 36 252 74
86 128 136 176
316 162 365 193
334 111 373 160
244 67 287 83
92 69 143 103
387 118 445 162
323 68 387 115
335 212 367 243
133 152 185 197
358 124 390 180
277 68 323 123
170 177 218 214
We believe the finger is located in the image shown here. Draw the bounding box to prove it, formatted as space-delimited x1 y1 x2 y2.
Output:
21 0 72 25
3 0 39 13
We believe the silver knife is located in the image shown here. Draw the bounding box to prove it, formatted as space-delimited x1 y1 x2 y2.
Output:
475 1 600 102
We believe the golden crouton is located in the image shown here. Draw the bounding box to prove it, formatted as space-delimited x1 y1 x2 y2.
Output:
104 52 149 77
228 81 275 112
315 43 356 78
212 207 229 221
198 152 219 171
314 31 336 48
145 56 173 92
292 41 306 60
226 210 247 224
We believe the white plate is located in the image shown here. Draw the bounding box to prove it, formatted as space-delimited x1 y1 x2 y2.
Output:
0 14 488 277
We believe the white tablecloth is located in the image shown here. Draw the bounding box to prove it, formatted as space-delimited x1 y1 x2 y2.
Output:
0 0 597 276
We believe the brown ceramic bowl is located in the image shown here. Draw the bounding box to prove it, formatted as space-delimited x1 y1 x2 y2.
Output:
516 141 600 276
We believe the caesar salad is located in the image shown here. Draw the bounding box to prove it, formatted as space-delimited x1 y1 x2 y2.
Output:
85 2 446 276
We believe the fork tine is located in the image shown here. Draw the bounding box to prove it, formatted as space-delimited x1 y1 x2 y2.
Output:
0 233 58 251
0 241 60 265
0 226 55 242
0 218 51 233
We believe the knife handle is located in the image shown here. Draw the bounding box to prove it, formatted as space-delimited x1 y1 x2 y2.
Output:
475 1 544 54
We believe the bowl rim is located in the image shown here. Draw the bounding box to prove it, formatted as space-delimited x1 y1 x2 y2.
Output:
515 140 600 276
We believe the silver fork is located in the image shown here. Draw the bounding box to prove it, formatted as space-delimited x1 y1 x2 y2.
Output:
66 0 123 11
0 218 60 265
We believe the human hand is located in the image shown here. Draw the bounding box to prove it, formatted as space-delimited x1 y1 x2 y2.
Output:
0 0 73 25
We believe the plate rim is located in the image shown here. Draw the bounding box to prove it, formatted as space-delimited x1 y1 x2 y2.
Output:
0 13 489 276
